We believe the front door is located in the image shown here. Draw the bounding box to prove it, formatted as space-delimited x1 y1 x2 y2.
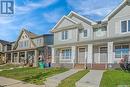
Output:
78 48 86 64
100 47 108 63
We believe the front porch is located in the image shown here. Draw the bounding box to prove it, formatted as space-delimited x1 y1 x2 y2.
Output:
7 50 38 67
52 44 107 69
52 41 130 69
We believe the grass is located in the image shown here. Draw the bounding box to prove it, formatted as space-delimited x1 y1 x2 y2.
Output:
100 70 130 87
0 67 68 85
58 69 89 87
0 64 20 69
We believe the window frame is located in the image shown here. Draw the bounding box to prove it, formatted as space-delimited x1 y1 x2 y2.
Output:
61 30 68 40
120 20 130 33
61 49 71 60
115 44 129 58
83 29 88 37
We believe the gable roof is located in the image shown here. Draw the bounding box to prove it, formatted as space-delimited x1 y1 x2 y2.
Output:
68 11 96 25
24 29 37 38
13 29 37 49
0 40 11 45
103 0 129 21
51 16 78 32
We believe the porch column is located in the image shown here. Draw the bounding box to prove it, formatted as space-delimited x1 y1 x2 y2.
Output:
34 50 38 67
108 42 113 64
72 46 76 68
87 44 93 67
11 53 13 63
17 52 19 63
4 53 7 63
25 51 27 64
52 48 55 63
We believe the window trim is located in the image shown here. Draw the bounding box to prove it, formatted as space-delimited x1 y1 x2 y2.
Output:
120 20 130 34
82 29 88 38
60 49 71 60
114 44 129 58
61 31 68 41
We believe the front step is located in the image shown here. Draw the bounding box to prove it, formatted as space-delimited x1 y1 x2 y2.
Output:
74 64 85 69
92 64 106 70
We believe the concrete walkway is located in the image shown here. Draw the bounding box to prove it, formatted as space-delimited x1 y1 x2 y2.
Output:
45 69 81 87
0 77 45 87
76 70 104 87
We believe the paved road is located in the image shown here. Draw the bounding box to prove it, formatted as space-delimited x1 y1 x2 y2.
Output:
76 70 104 87
0 77 45 87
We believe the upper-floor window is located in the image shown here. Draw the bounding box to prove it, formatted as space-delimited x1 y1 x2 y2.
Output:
121 20 130 33
62 31 68 40
19 40 29 48
83 30 87 37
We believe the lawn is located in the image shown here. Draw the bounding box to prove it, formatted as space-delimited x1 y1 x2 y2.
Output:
0 64 20 69
0 67 68 85
100 70 130 87
58 69 89 87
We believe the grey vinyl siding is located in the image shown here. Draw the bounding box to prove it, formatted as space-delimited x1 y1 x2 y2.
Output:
71 16 93 41
108 5 130 38
54 29 77 45
93 27 107 40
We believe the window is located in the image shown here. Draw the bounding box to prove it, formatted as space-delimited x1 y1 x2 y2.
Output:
121 21 127 32
83 30 87 37
121 20 130 33
115 45 121 58
19 41 23 48
128 20 130 31
61 49 71 59
62 31 68 40
115 45 129 58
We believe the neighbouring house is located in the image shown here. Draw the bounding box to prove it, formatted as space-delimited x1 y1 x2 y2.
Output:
5 29 53 67
0 40 11 64
51 0 130 69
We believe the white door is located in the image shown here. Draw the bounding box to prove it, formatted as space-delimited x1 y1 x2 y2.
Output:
100 47 108 63
78 48 86 64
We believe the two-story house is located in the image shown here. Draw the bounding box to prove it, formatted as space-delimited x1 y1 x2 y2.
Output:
5 29 53 67
51 0 130 69
0 40 11 64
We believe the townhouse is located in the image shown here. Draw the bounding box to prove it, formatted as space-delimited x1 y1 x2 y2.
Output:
4 29 53 67
51 0 130 69
0 40 11 64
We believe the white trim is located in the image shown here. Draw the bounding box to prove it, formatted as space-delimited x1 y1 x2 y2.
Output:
78 47 86 64
99 46 108 64
103 0 127 21
68 11 97 25
59 48 72 60
50 16 78 32
120 20 130 34
82 29 88 38
114 44 129 59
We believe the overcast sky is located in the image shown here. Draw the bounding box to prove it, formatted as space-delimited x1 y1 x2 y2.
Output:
0 0 122 41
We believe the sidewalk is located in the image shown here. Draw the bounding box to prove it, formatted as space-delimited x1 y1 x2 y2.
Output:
0 77 45 87
45 69 81 87
76 70 104 87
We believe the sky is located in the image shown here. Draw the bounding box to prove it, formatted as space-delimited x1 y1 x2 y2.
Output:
0 0 123 41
